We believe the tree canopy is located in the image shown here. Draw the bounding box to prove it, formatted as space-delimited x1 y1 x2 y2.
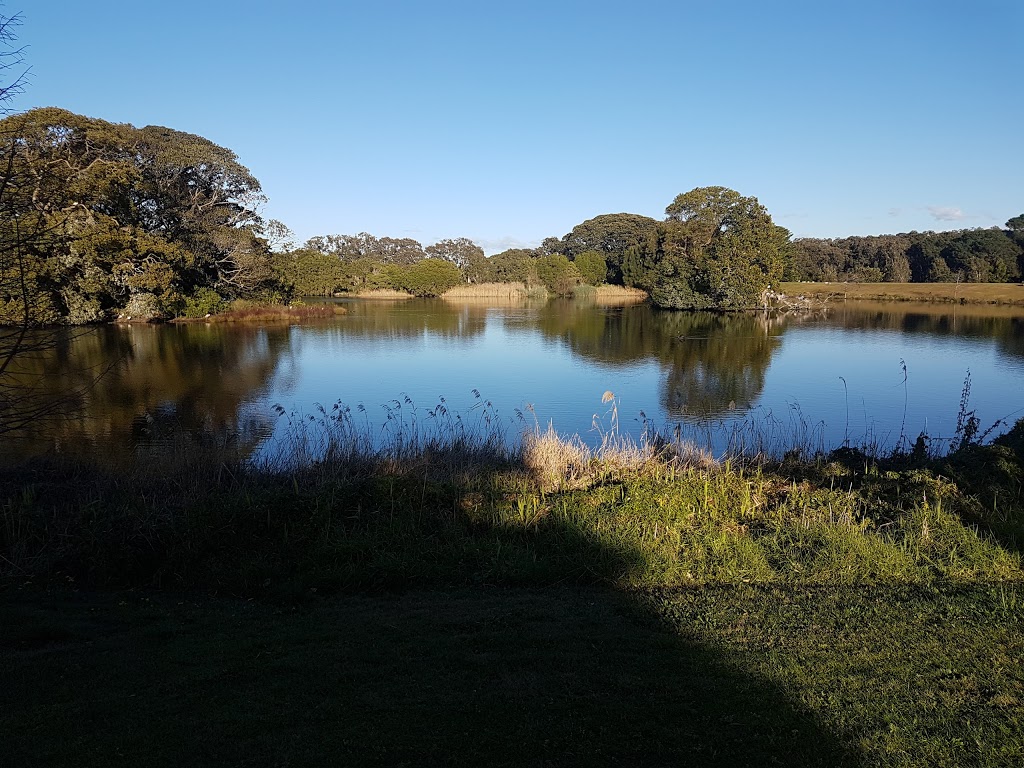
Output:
623 187 789 310
787 227 1023 284
561 213 658 284
0 107 283 324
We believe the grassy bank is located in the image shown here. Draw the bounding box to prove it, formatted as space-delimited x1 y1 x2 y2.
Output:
781 281 1024 306
4 419 1022 593
3 418 1023 765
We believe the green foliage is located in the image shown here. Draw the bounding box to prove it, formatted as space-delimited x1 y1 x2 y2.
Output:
486 249 535 284
561 213 658 284
305 232 425 265
384 258 463 297
790 227 1024 284
533 254 580 295
0 107 284 324
181 288 226 318
628 187 789 310
572 250 607 286
271 248 346 297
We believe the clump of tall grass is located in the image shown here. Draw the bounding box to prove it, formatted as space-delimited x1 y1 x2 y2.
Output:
592 285 648 304
522 392 715 492
569 284 648 305
352 288 414 300
442 282 546 301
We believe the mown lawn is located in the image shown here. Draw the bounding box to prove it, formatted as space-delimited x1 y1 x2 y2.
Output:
3 418 1023 765
3 583 1021 767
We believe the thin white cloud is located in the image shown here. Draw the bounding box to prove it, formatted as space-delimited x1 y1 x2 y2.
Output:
927 205 965 222
888 207 902 217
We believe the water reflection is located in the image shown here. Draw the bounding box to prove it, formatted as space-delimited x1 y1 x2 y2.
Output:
2 299 1022 462
3 323 288 460
331 298 490 340
521 301 782 419
817 301 1024 359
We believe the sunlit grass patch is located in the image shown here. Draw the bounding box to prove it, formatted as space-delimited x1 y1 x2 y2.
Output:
780 281 1024 307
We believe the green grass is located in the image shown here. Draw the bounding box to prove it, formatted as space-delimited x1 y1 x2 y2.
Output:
780 281 1024 307
3 419 1024 765
2 584 1021 766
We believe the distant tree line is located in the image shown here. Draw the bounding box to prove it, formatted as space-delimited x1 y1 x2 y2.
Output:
286 186 792 310
786 224 1024 284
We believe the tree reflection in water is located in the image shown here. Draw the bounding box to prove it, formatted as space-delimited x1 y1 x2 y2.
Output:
525 300 782 420
4 298 1022 464
2 323 290 461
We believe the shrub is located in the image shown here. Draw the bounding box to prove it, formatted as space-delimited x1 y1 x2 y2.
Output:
181 288 227 318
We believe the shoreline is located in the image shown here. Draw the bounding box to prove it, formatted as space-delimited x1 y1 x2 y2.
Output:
780 281 1024 307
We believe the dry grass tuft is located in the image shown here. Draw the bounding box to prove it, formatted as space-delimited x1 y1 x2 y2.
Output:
442 283 547 302
523 425 592 492
353 289 415 300
591 285 648 305
523 423 717 493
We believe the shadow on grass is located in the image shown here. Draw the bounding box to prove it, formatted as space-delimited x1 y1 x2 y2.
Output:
0 448 864 767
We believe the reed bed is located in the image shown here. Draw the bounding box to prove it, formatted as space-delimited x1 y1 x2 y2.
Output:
591 284 649 304
352 288 415 299
441 282 547 301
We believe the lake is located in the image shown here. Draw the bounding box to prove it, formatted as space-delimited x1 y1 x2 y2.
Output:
6 297 1024 462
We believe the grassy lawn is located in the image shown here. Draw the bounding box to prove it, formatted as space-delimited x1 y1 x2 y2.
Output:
3 419 1024 765
2 583 1021 767
779 282 1024 307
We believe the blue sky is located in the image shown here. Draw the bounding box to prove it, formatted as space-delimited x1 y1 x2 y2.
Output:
13 0 1024 253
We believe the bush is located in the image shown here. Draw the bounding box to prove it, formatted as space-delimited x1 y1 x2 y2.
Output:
573 251 607 286
535 254 581 296
385 259 463 297
181 288 227 318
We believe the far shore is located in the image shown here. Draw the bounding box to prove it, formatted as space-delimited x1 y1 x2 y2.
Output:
348 283 650 304
780 281 1024 307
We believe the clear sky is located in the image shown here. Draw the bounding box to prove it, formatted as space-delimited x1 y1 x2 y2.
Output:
13 0 1023 253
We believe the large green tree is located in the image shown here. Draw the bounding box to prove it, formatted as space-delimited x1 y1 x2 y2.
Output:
626 187 789 310
0 107 281 324
561 213 658 284
425 237 486 282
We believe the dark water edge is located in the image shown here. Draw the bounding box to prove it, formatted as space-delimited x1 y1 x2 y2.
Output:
3 298 1023 464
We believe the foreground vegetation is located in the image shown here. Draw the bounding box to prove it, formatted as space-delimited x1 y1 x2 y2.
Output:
4 583 1021 767
2 408 1024 765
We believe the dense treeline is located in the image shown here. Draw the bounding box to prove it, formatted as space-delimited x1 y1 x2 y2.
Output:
4 106 1023 325
283 187 792 310
787 224 1024 284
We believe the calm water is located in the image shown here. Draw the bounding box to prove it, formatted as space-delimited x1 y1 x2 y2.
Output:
8 298 1024 461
